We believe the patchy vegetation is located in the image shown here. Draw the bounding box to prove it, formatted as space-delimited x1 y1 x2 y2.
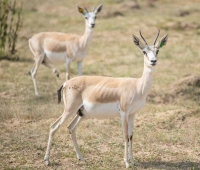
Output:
0 0 199 169
148 75 200 105
0 0 23 60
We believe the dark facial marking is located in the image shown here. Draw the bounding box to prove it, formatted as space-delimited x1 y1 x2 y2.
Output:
143 51 147 55
144 52 149 60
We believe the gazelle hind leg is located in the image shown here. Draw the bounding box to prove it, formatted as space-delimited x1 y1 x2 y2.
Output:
42 57 59 78
68 115 84 161
30 63 36 74
44 115 62 165
44 111 74 165
31 53 44 96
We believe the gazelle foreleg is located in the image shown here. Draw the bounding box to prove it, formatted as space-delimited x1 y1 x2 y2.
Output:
31 54 44 96
77 61 82 76
120 111 129 168
128 114 135 165
66 58 71 80
67 114 85 161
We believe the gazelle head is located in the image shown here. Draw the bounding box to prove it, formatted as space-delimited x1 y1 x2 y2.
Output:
78 4 103 29
133 30 168 67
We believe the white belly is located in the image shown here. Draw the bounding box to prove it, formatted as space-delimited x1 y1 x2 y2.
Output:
82 101 120 119
45 50 66 64
44 50 86 64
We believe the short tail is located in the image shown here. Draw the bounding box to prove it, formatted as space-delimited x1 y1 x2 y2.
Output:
57 85 63 104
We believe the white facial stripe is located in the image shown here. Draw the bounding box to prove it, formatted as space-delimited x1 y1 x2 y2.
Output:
148 51 156 61
86 12 95 17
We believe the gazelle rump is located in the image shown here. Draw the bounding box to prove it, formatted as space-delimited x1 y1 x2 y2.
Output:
44 30 168 168
29 4 103 96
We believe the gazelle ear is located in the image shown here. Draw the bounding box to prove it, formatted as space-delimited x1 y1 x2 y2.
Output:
132 35 145 49
77 6 87 15
93 4 103 14
156 34 168 48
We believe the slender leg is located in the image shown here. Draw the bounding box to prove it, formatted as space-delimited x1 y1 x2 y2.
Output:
67 115 80 130
30 63 36 73
44 115 62 165
44 111 74 165
67 115 85 161
128 114 135 165
31 54 44 96
120 111 129 168
42 60 59 78
52 68 59 78
66 58 70 80
77 61 82 76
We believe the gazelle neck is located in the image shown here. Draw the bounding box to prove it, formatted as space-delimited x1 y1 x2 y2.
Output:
80 25 93 49
138 61 154 96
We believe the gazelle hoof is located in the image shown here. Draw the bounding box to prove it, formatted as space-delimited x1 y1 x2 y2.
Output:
78 156 85 162
35 93 40 96
125 162 130 168
129 159 135 166
44 157 50 166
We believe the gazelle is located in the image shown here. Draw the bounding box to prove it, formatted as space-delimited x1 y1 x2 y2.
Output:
44 30 168 168
29 4 103 96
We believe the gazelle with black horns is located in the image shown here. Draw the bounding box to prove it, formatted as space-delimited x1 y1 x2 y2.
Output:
44 30 168 168
29 4 103 96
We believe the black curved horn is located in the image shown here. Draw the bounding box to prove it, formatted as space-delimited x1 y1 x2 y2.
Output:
140 30 148 45
153 29 160 45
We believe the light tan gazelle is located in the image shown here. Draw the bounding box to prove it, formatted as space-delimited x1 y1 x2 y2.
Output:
29 4 103 96
44 30 168 168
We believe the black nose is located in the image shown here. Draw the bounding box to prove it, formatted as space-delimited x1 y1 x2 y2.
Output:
91 24 95 28
151 60 157 63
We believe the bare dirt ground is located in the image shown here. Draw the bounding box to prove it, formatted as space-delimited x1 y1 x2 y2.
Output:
0 0 200 169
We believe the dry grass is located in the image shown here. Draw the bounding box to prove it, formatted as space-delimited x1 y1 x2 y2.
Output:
0 0 200 169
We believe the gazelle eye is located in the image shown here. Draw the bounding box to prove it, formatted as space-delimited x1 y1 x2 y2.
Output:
85 17 88 19
156 50 159 55
143 51 147 55
95 16 97 19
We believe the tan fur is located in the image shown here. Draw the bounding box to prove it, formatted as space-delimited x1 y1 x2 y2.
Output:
30 32 80 53
63 76 140 112
44 30 168 168
29 11 95 95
